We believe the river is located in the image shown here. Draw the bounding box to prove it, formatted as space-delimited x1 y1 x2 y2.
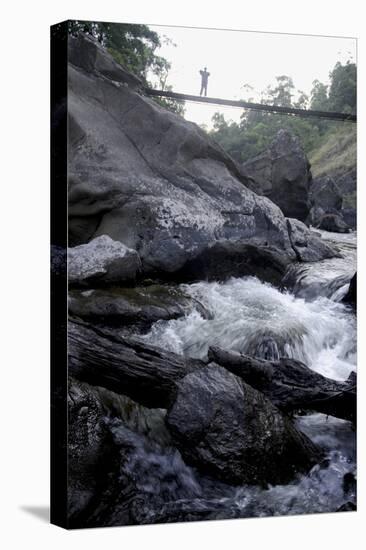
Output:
113 231 357 523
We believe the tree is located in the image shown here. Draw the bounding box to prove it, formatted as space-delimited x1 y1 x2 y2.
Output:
328 61 356 113
209 60 356 163
310 80 329 111
263 76 295 107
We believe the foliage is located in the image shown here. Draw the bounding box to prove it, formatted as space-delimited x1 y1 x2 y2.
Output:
208 61 356 164
328 61 357 113
309 124 356 179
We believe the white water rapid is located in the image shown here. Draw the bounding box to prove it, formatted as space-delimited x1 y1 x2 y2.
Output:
122 231 357 521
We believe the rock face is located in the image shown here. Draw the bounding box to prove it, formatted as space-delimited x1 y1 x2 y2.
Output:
307 176 351 233
242 130 311 222
65 35 336 279
68 235 141 286
166 364 320 485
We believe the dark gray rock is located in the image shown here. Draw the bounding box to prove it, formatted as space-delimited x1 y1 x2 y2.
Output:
174 240 293 286
67 379 121 526
343 272 356 308
66 35 339 283
335 169 356 197
166 364 320 485
315 213 350 233
309 176 343 212
68 235 141 286
286 218 340 262
68 33 143 90
68 284 211 327
336 502 357 512
242 129 311 222
306 176 352 233
51 245 66 277
68 320 204 409
307 205 326 227
341 207 356 229
308 170 356 230
208 346 356 422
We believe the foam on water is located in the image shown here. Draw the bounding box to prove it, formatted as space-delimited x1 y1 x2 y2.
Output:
119 230 357 521
143 276 356 381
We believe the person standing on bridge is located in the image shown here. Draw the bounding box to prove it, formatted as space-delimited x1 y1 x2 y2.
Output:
199 67 210 96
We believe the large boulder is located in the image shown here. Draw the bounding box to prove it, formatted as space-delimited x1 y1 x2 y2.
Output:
65 35 336 280
166 364 320 485
68 235 141 286
242 129 311 222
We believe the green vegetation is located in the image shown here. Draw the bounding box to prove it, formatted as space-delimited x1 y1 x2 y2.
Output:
208 61 356 165
309 124 356 178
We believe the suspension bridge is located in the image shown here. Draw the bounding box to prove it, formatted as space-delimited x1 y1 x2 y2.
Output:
145 88 356 123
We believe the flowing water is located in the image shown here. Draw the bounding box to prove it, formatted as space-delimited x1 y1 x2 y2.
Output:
115 231 357 522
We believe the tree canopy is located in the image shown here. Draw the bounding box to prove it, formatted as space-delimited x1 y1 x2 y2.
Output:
209 60 356 163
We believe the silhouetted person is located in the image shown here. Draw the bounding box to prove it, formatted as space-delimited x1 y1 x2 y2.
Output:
199 67 210 96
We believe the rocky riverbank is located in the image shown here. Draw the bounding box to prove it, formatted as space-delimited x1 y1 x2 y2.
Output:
54 34 357 527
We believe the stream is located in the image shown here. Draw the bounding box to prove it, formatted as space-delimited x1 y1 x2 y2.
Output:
114 231 357 523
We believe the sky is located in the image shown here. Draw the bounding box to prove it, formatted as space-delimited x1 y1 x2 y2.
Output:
149 25 356 128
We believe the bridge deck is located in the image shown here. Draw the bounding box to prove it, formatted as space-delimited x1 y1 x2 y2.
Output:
145 89 356 122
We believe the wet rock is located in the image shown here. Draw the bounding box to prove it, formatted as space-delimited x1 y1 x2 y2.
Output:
67 379 121 526
286 218 340 262
68 284 211 327
242 129 311 222
174 240 293 286
68 235 141 286
342 472 357 497
343 272 356 308
166 364 320 485
68 320 204 409
208 346 356 422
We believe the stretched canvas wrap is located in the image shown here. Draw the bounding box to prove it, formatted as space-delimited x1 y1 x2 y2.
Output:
51 20 357 529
